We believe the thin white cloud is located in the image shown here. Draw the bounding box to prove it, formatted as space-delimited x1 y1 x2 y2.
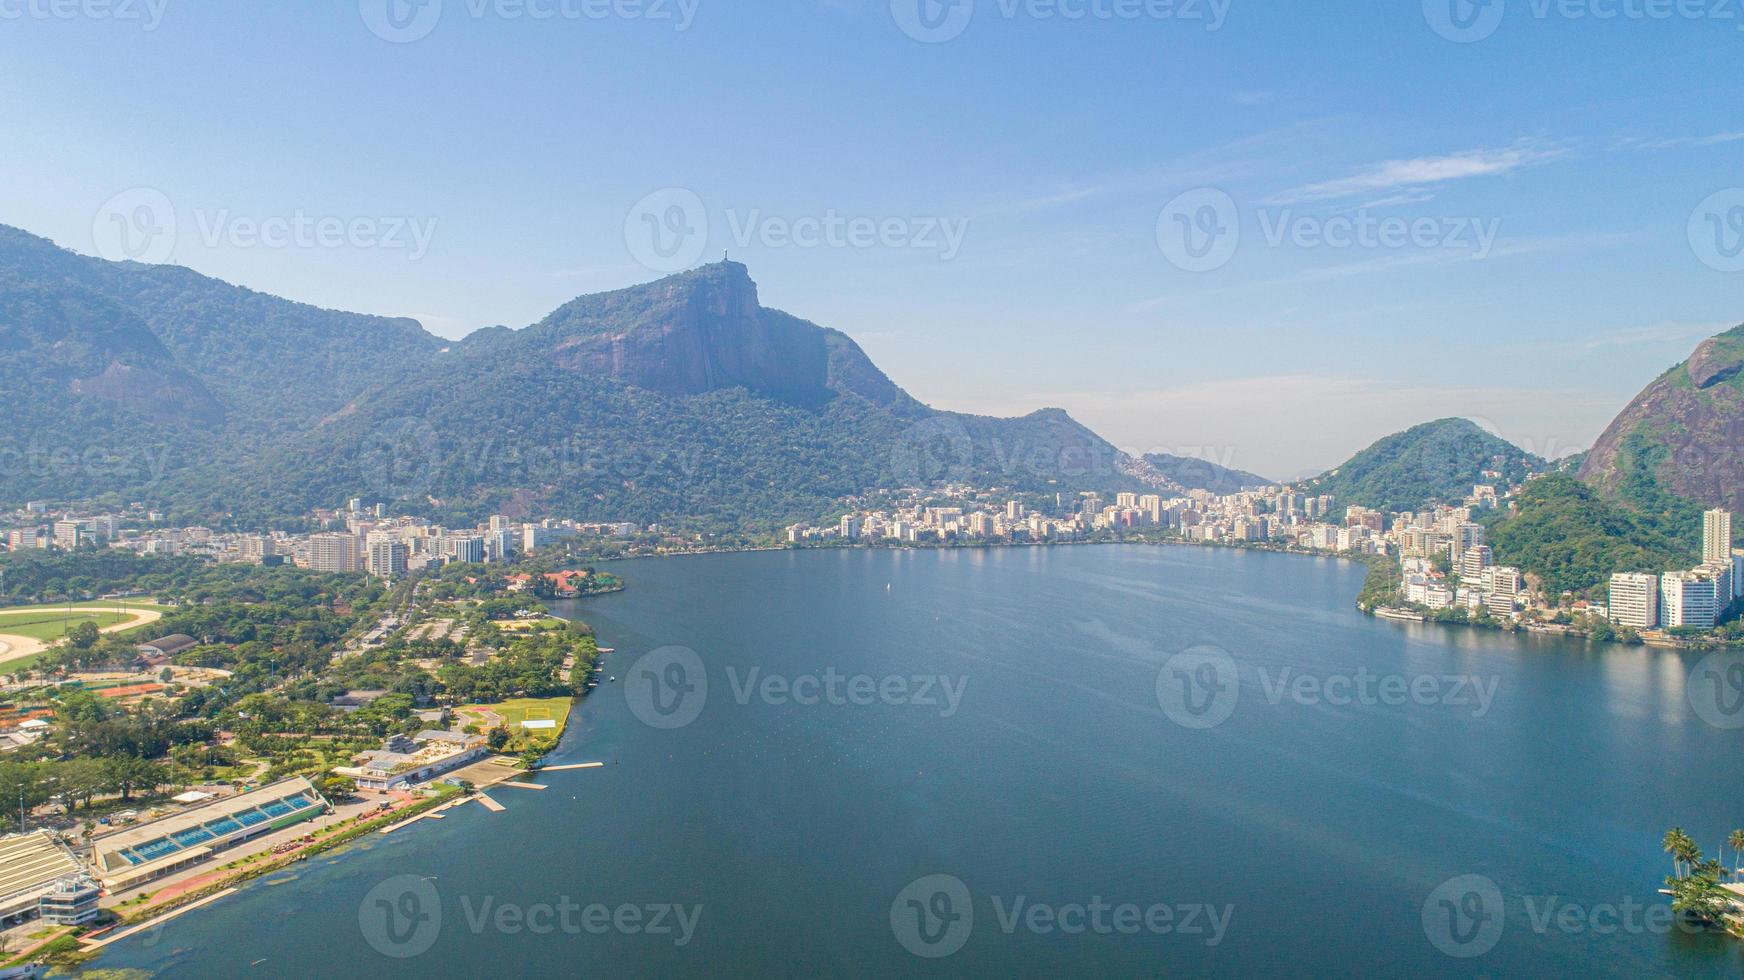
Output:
1276 144 1561 204
1616 132 1744 151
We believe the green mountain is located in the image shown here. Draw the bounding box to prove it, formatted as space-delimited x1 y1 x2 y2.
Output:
223 262 1164 528
1478 325 1744 594
1142 453 1271 494
1304 418 1543 513
1483 473 1699 597
0 229 1168 528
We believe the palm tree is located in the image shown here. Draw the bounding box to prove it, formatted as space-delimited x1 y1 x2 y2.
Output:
1666 828 1692 878
1729 830 1744 879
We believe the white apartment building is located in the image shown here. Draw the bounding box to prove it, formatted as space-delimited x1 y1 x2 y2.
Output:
1609 573 1659 630
1662 570 1721 630
1704 509 1733 564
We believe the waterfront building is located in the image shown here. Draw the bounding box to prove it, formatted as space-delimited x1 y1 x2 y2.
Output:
335 731 489 792
0 832 84 927
1609 573 1660 629
89 777 329 892
39 875 101 925
1661 570 1721 630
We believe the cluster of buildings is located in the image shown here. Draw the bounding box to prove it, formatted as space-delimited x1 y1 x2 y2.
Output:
333 729 489 792
0 498 662 583
0 776 330 931
1607 510 1744 632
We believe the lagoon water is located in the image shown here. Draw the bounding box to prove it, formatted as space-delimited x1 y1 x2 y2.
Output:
96 546 1744 977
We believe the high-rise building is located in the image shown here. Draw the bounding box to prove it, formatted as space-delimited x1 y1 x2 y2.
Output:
1704 509 1733 564
306 533 363 573
1458 545 1493 580
449 536 485 564
367 541 409 579
1609 573 1660 629
1661 570 1721 630
52 520 83 550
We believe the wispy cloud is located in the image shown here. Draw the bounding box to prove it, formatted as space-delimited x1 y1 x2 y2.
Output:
1616 132 1744 151
1275 143 1561 204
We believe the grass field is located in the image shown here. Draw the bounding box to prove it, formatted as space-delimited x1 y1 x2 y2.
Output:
457 696 574 751
0 602 170 643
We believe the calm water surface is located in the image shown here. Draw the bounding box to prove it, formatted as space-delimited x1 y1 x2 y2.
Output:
92 546 1744 977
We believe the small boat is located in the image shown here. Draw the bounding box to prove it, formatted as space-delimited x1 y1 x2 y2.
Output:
609 676 617 682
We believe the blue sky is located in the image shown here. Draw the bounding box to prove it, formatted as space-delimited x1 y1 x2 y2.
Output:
2 0 1740 478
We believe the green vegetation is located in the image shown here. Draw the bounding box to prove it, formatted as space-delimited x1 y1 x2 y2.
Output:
1354 555 1404 612
1306 418 1542 513
1485 473 1702 597
1659 827 1742 930
0 606 147 642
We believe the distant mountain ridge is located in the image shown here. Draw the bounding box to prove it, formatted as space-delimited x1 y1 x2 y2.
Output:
0 226 1173 527
1142 453 1271 495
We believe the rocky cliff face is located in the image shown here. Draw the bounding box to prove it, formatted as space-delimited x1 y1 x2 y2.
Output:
1579 325 1744 511
525 261 915 412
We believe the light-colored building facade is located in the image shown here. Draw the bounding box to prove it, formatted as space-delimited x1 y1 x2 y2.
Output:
1609 573 1659 630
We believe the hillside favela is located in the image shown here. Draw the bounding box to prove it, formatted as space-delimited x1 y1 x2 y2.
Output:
4 5 1744 980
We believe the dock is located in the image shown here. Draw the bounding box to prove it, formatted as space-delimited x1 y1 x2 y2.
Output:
540 762 605 772
475 793 506 813
500 781 547 790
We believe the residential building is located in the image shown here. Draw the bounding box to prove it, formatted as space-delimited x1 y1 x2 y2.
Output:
305 532 363 573
1609 573 1660 630
1662 570 1721 630
1704 509 1733 564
